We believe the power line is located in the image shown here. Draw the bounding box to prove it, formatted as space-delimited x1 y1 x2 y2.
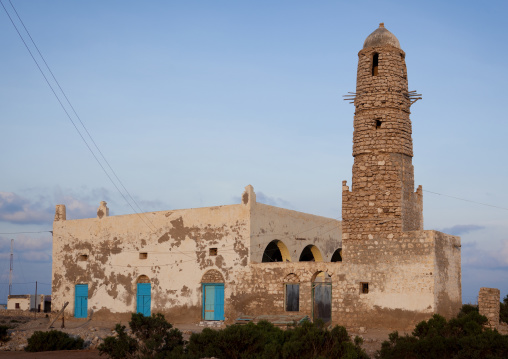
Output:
6 0 151 221
0 0 157 234
0 231 52 235
423 189 508 211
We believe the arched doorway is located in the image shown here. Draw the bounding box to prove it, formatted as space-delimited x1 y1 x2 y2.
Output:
136 275 151 317
312 271 331 324
201 270 225 321
262 240 291 262
299 245 323 262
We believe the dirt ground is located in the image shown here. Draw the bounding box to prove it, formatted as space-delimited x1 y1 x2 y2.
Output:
0 311 401 358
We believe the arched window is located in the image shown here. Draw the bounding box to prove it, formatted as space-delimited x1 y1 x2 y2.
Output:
201 269 224 284
331 248 342 262
372 53 379 76
262 240 291 262
299 245 323 262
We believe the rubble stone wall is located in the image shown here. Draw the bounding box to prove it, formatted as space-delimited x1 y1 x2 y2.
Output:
479 287 500 329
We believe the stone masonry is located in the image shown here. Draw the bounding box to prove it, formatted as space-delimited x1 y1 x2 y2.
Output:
479 287 500 329
342 23 423 240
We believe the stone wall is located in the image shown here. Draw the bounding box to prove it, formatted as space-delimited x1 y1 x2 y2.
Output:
479 287 500 329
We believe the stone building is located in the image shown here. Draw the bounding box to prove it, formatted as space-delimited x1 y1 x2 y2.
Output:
52 24 461 329
7 294 48 312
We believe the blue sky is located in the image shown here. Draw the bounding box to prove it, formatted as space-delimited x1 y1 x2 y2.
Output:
1 1 507 304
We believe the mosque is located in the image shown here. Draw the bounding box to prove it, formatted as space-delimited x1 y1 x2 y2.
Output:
52 24 461 329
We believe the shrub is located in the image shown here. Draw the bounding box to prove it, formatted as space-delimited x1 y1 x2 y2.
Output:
458 303 478 317
376 312 508 359
25 330 84 352
500 294 508 324
98 324 137 359
281 320 367 359
100 314 366 359
98 313 185 359
186 320 368 359
186 320 285 359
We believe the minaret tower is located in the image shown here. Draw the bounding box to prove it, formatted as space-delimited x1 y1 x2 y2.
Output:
342 23 423 241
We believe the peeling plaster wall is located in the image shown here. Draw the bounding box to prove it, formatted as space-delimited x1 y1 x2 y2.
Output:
433 231 462 318
250 203 342 263
7 296 31 311
52 203 250 322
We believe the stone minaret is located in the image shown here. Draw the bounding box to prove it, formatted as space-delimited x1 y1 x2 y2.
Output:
342 23 423 241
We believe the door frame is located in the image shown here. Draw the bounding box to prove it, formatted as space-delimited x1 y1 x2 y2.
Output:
136 282 151 317
311 282 332 323
74 284 88 318
202 283 224 321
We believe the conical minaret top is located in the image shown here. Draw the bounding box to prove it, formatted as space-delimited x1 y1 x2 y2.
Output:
342 24 423 241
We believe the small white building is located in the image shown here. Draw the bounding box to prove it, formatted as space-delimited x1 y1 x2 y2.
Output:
7 294 47 311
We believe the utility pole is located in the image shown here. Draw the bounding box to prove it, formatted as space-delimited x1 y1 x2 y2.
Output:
9 239 13 297
34 281 37 318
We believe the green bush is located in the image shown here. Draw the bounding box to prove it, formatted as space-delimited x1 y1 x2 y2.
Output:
458 303 478 317
186 320 285 359
500 294 508 324
186 320 368 359
100 315 366 359
98 313 185 359
25 330 84 352
376 311 508 359
98 324 137 359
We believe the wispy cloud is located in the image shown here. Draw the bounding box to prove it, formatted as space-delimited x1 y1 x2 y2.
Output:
441 224 485 236
462 239 508 270
233 191 293 208
0 192 53 225
256 192 292 208
0 235 52 263
0 187 116 225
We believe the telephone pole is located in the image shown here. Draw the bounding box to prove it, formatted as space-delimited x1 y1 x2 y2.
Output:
9 239 13 297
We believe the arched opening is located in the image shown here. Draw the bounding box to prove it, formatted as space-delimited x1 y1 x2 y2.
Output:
201 270 225 321
201 269 224 284
137 275 150 283
372 53 379 76
262 240 291 262
331 248 342 262
299 245 323 262
136 275 151 317
312 271 331 323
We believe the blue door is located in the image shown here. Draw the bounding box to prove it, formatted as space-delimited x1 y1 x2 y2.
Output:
202 283 224 320
74 284 88 318
136 283 151 316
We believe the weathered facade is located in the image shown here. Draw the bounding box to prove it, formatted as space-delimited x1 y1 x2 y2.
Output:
52 24 461 329
7 294 47 312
